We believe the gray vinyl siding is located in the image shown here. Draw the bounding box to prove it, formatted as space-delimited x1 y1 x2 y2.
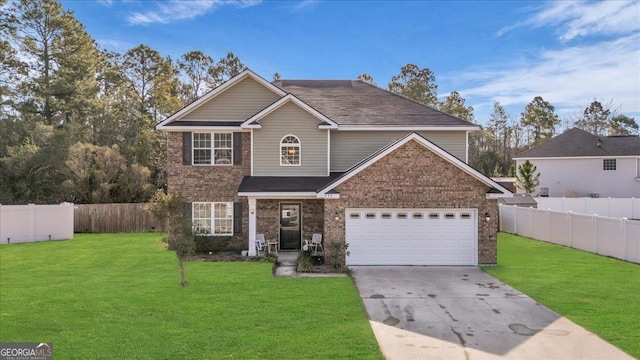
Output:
181 77 281 121
331 131 467 172
253 102 328 176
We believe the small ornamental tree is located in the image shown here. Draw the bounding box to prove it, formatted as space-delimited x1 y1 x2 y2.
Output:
516 160 541 195
145 190 195 287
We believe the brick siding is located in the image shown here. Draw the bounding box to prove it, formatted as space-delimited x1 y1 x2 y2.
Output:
167 131 251 248
323 140 499 265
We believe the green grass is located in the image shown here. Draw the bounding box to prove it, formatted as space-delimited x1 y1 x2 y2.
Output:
483 233 640 358
0 234 382 359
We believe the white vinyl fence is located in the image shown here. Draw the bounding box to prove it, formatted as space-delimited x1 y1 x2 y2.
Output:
499 204 640 264
537 197 640 219
0 203 74 244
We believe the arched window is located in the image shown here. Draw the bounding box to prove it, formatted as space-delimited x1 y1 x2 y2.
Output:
280 135 300 166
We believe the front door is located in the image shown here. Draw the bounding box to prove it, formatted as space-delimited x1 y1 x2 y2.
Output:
280 203 301 250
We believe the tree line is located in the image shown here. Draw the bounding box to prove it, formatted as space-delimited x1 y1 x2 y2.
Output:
1 0 638 205
0 0 246 204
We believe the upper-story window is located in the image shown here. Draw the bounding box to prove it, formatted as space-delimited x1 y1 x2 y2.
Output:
193 132 232 165
280 135 300 166
603 159 616 171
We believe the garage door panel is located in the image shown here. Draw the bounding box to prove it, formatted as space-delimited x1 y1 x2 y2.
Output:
346 208 477 266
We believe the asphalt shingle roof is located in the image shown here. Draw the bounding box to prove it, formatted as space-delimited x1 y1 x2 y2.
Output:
238 174 343 193
273 80 473 127
514 128 640 158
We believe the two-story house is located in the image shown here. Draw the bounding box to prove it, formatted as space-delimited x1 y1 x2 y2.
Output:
514 128 640 198
157 70 511 266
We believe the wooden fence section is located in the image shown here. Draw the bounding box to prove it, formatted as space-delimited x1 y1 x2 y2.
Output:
74 203 159 233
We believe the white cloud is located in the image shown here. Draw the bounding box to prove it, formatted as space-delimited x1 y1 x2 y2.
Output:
127 0 261 25
466 1 640 122
459 33 640 119
498 1 640 41
96 38 134 52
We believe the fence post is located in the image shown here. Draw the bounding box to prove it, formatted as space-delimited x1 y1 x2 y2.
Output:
529 206 534 239
568 211 573 248
547 209 551 242
29 204 36 242
593 214 598 255
513 205 517 235
622 217 628 262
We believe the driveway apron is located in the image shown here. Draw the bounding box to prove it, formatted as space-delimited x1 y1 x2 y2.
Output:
351 266 633 360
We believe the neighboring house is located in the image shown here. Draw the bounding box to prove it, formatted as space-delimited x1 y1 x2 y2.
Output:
514 128 640 198
157 70 511 266
491 177 516 193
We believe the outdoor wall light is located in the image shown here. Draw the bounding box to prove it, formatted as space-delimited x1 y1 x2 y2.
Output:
334 211 340 220
485 212 491 222
250 208 255 215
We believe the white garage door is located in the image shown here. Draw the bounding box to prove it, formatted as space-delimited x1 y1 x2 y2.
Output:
345 208 477 266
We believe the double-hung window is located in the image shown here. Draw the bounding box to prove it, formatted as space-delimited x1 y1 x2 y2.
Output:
193 133 232 165
193 202 233 236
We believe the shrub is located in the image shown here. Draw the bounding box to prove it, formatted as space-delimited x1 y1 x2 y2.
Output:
326 241 349 272
261 252 277 263
194 236 245 253
297 251 313 272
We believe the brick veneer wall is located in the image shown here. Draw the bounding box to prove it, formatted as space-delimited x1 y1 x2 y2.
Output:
323 140 499 265
257 199 324 248
167 131 251 250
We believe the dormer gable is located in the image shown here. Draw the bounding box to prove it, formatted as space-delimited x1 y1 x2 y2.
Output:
241 94 338 130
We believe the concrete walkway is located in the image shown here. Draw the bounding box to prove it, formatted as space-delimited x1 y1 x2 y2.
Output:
274 252 298 277
351 266 633 360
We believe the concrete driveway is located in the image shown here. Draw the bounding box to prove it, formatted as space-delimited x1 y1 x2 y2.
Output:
351 266 632 360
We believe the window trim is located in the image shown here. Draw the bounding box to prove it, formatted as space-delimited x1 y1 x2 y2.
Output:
192 202 234 236
540 186 550 197
603 158 616 171
192 132 233 166
280 134 301 166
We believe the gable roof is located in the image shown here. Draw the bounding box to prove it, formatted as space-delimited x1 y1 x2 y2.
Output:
157 69 286 130
317 132 512 198
241 94 338 129
273 80 478 129
158 70 480 131
514 128 640 159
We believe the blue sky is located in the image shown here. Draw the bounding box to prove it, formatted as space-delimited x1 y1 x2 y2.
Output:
60 0 640 126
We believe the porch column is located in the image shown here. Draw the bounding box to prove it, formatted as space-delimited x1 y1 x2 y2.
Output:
248 197 257 256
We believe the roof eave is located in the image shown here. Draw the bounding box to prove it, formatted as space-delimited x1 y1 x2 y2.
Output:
336 125 480 131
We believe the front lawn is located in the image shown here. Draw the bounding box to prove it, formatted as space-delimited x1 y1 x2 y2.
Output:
483 233 640 358
0 234 382 359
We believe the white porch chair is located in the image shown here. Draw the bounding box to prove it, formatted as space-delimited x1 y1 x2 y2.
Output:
304 233 323 255
255 234 266 255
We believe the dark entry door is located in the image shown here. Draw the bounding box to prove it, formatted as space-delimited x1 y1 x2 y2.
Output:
280 203 301 250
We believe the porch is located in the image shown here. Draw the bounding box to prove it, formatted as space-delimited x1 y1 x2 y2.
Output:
238 175 340 256
246 197 325 256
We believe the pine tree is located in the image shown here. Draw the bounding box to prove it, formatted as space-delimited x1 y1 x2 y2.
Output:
520 96 559 146
388 64 439 108
516 160 541 195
